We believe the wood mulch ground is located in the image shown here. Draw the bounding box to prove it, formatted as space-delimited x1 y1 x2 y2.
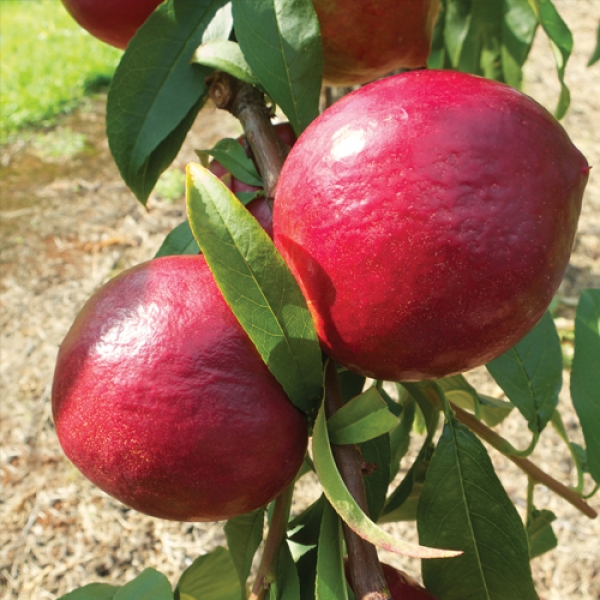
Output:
1 1 599 598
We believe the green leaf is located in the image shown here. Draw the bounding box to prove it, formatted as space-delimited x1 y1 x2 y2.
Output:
175 547 241 600
115 569 173 600
444 0 473 69
155 221 200 258
236 191 265 206
316 501 348 600
418 410 538 600
193 40 260 85
360 435 391 523
327 388 398 445
59 584 119 600
224 511 265 597
270 542 301 600
589 19 600 66
487 311 562 434
527 509 558 559
380 442 434 523
438 375 514 427
337 370 366 403
427 0 448 69
570 289 600 484
312 401 458 559
296 547 319 600
388 394 414 481
198 138 263 187
288 495 326 547
232 0 322 134
528 0 573 117
501 0 538 88
186 163 323 417
107 0 232 204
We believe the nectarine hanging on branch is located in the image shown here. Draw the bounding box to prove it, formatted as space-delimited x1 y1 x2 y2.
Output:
273 69 589 381
52 255 308 522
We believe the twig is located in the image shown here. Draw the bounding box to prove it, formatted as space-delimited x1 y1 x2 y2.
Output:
248 485 294 600
325 361 391 600
206 71 288 201
451 403 597 520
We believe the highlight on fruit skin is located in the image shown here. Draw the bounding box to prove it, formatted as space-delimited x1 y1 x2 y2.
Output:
313 0 440 86
52 255 308 522
274 69 589 382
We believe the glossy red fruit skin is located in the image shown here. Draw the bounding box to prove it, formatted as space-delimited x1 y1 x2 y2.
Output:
52 255 307 521
313 0 440 86
60 0 163 49
208 123 297 238
345 560 437 599
274 70 589 381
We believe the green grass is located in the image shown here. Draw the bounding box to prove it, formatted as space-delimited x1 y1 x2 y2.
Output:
0 0 122 142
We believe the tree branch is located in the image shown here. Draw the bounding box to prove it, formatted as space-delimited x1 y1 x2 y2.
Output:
206 71 288 202
325 361 391 600
451 402 597 520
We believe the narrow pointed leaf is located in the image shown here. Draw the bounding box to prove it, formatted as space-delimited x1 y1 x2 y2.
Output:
527 509 558 559
107 0 232 204
312 403 459 559
316 501 348 600
501 0 538 88
232 0 322 134
225 511 265 597
198 138 263 187
59 584 119 600
115 569 173 600
381 441 434 522
175 547 241 600
338 370 366 403
487 311 562 434
589 19 600 66
388 395 415 481
570 289 600 484
438 375 513 427
288 495 326 547
274 542 301 600
186 163 323 416
193 40 260 85
327 388 398 445
360 435 391 523
155 221 200 257
528 0 573 117
296 547 319 600
418 411 538 600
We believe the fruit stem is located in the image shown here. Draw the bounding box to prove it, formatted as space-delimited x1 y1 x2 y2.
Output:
451 402 597 519
206 71 289 202
248 484 294 600
325 361 392 600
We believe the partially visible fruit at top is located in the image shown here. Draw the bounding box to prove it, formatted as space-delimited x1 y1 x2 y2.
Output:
313 0 440 86
60 0 163 49
274 70 589 381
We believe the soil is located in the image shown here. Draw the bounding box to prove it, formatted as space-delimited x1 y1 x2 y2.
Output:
1 1 599 598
